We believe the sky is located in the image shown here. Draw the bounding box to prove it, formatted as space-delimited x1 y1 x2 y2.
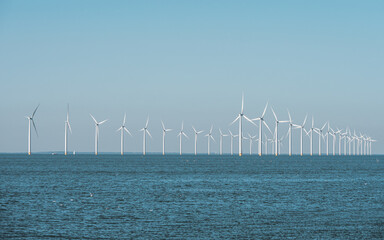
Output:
0 0 383 154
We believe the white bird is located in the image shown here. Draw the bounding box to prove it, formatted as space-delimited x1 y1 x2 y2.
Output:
219 129 228 155
270 107 289 156
90 114 108 155
230 93 257 156
205 125 215 155
192 126 204 155
161 121 172 155
117 113 132 155
139 117 152 155
64 104 72 156
26 104 39 155
252 102 272 156
228 130 238 156
177 121 188 155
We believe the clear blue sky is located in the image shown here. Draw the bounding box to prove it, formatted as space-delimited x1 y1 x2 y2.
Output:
0 0 383 154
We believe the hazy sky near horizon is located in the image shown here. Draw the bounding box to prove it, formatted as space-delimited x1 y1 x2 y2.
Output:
0 0 383 154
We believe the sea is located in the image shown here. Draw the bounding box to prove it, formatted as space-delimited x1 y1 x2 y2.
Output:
1 154 383 239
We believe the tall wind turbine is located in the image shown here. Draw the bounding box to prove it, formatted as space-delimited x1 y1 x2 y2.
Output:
177 121 188 155
219 129 228 155
314 122 327 156
192 126 204 155
64 104 72 155
161 121 172 155
205 125 215 155
309 117 315 156
90 114 108 155
139 117 152 155
287 110 294 156
228 130 238 155
26 104 39 155
247 133 257 155
271 107 289 156
230 94 256 156
293 115 307 156
117 113 132 155
252 102 272 156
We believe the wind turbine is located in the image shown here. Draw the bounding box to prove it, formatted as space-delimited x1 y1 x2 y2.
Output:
64 104 72 155
139 117 152 155
161 121 172 155
230 93 256 156
177 121 188 155
219 129 228 155
117 113 132 155
26 104 39 155
252 102 272 156
314 122 327 156
192 126 204 155
287 110 295 156
270 107 289 156
205 125 215 155
228 130 238 155
293 115 307 156
247 133 257 155
90 114 108 155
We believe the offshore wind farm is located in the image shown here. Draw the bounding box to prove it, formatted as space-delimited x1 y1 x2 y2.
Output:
1 1 384 239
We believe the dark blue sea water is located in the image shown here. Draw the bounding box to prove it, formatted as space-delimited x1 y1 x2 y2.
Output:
1 154 384 239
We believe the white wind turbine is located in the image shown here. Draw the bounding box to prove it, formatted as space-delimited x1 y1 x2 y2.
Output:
26 104 39 155
161 121 172 155
205 125 215 155
247 133 257 155
230 94 256 156
270 107 289 156
252 102 272 156
139 117 152 155
64 104 72 155
192 126 204 155
177 121 188 155
287 110 295 156
219 129 228 155
314 122 327 156
117 113 132 155
90 114 108 155
228 130 238 155
293 115 307 156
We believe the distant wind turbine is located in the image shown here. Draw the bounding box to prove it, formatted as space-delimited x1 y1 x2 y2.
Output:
230 93 256 156
90 114 108 155
64 104 72 155
287 110 294 156
228 130 238 156
271 107 289 156
117 113 132 155
192 126 204 155
205 125 215 155
161 121 172 155
252 102 272 156
293 115 307 156
314 122 327 156
139 117 152 155
219 129 228 155
247 133 257 155
26 104 39 155
177 121 188 155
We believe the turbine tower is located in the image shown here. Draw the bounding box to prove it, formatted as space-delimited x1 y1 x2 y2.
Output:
90 114 108 155
161 121 172 155
228 130 238 156
26 104 39 155
252 102 271 156
64 104 72 155
139 117 152 155
271 107 289 156
219 129 228 155
205 125 215 155
177 121 188 155
230 93 255 156
192 126 204 155
117 113 132 155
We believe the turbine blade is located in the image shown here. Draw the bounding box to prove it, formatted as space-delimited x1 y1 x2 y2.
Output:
241 93 244 114
145 116 149 128
67 122 72 134
99 119 108 125
124 127 132 136
230 115 240 126
302 115 307 126
244 115 257 127
261 102 268 118
271 107 278 122
32 119 38 137
263 121 272 134
287 109 292 122
123 113 126 125
32 104 40 118
146 129 152 138
161 121 165 131
90 114 97 124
